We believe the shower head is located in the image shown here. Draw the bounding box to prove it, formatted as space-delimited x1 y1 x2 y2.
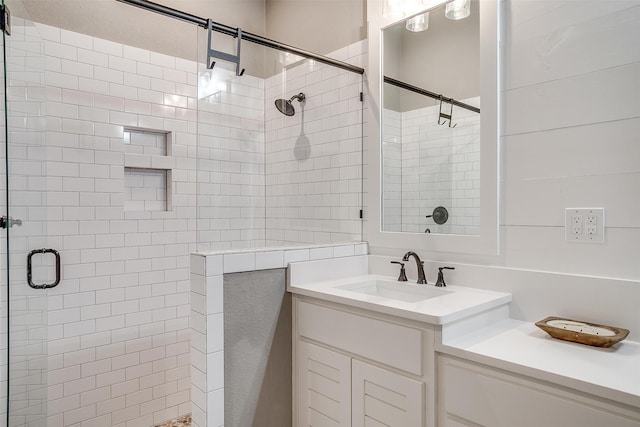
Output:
275 92 306 116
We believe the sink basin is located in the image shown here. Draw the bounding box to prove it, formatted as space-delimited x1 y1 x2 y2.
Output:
337 279 453 303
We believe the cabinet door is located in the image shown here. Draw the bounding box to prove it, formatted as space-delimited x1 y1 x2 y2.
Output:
352 360 424 427
297 341 352 427
439 356 640 427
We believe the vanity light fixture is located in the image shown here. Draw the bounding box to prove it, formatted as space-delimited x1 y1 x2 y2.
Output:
406 12 430 32
445 0 471 20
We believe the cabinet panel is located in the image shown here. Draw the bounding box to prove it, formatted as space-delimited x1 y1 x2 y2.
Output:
353 360 424 427
298 341 351 427
439 356 640 427
298 300 424 375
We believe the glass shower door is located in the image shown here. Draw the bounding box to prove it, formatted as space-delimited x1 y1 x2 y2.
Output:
1 2 49 426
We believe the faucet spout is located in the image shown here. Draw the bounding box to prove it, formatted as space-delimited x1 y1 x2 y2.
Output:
401 251 428 284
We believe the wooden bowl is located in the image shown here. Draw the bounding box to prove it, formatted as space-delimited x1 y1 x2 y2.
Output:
535 316 629 348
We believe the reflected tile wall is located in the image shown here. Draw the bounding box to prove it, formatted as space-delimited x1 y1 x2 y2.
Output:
381 98 480 235
400 98 480 235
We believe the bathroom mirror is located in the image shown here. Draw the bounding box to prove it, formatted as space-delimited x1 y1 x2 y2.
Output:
382 0 480 235
367 0 500 254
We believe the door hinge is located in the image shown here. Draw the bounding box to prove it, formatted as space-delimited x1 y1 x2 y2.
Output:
359 92 363 102
359 209 363 219
1 5 11 36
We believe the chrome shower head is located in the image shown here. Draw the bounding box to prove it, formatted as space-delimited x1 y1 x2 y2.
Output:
275 92 305 116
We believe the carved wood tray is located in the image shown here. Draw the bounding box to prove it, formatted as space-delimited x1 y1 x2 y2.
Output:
535 316 630 348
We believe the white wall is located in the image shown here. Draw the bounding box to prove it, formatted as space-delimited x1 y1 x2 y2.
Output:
264 42 367 246
497 0 640 280
368 0 640 282
265 0 367 57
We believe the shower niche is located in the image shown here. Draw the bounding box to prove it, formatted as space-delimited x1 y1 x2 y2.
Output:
124 128 174 212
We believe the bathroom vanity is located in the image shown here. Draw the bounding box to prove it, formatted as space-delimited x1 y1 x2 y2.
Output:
288 255 640 427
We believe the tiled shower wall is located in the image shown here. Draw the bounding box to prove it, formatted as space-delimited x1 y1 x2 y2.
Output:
264 41 367 246
38 22 198 426
196 74 266 252
0 18 365 427
381 98 480 235
0 18 49 427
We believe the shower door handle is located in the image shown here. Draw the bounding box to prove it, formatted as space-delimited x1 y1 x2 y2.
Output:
0 215 22 228
27 248 61 289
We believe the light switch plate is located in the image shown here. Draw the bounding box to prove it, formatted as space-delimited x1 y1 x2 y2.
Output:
565 208 605 243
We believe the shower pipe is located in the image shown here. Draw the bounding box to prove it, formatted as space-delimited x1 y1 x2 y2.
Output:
384 76 480 114
115 0 365 75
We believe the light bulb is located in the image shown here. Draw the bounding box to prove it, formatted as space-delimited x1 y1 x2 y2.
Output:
406 12 429 32
445 0 470 20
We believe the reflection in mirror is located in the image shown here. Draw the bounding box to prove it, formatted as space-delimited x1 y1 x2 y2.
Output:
382 0 480 235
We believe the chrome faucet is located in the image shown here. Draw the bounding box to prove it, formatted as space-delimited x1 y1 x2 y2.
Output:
402 251 427 284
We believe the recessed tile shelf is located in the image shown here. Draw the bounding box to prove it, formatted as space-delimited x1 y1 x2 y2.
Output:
124 127 171 156
123 127 174 212
124 167 170 212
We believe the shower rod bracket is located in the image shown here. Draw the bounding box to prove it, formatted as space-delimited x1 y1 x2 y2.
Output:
206 19 245 76
438 96 457 128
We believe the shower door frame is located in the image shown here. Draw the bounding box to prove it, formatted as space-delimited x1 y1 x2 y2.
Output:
2 3 51 425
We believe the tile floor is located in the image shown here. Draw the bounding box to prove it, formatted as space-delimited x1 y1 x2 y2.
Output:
154 414 191 427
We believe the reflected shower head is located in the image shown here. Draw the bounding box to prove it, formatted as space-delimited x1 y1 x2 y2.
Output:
275 92 306 116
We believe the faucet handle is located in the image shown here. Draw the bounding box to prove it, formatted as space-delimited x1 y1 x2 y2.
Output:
435 266 455 287
390 261 408 282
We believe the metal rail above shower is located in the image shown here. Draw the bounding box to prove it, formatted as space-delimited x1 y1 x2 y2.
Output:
384 76 480 114
115 0 365 75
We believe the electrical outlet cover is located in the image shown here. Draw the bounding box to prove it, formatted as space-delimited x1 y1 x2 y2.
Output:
565 208 605 243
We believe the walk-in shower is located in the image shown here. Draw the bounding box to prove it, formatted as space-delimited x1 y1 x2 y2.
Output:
274 92 306 116
0 0 365 426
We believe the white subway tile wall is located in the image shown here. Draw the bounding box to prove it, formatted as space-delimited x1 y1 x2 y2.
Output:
381 98 480 235
43 22 196 427
189 242 368 427
1 18 49 427
264 42 367 246
0 18 367 427
196 71 267 252
382 108 402 232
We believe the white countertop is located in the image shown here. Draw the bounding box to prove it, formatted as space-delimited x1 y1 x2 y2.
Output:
288 274 512 325
438 319 640 408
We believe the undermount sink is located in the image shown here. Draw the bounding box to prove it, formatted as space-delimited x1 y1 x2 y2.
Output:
337 279 453 303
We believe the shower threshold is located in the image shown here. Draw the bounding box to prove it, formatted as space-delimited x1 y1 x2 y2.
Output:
154 414 191 427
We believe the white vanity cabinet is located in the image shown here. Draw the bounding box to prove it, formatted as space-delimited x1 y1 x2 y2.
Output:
294 296 434 427
352 359 424 426
437 355 640 427
297 341 352 426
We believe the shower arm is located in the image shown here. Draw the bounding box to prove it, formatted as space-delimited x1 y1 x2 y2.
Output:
115 0 364 75
290 93 306 103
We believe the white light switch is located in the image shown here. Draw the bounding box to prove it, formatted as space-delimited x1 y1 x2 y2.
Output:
565 208 605 243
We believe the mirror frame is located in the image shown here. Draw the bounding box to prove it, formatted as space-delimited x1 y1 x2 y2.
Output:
366 0 502 255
